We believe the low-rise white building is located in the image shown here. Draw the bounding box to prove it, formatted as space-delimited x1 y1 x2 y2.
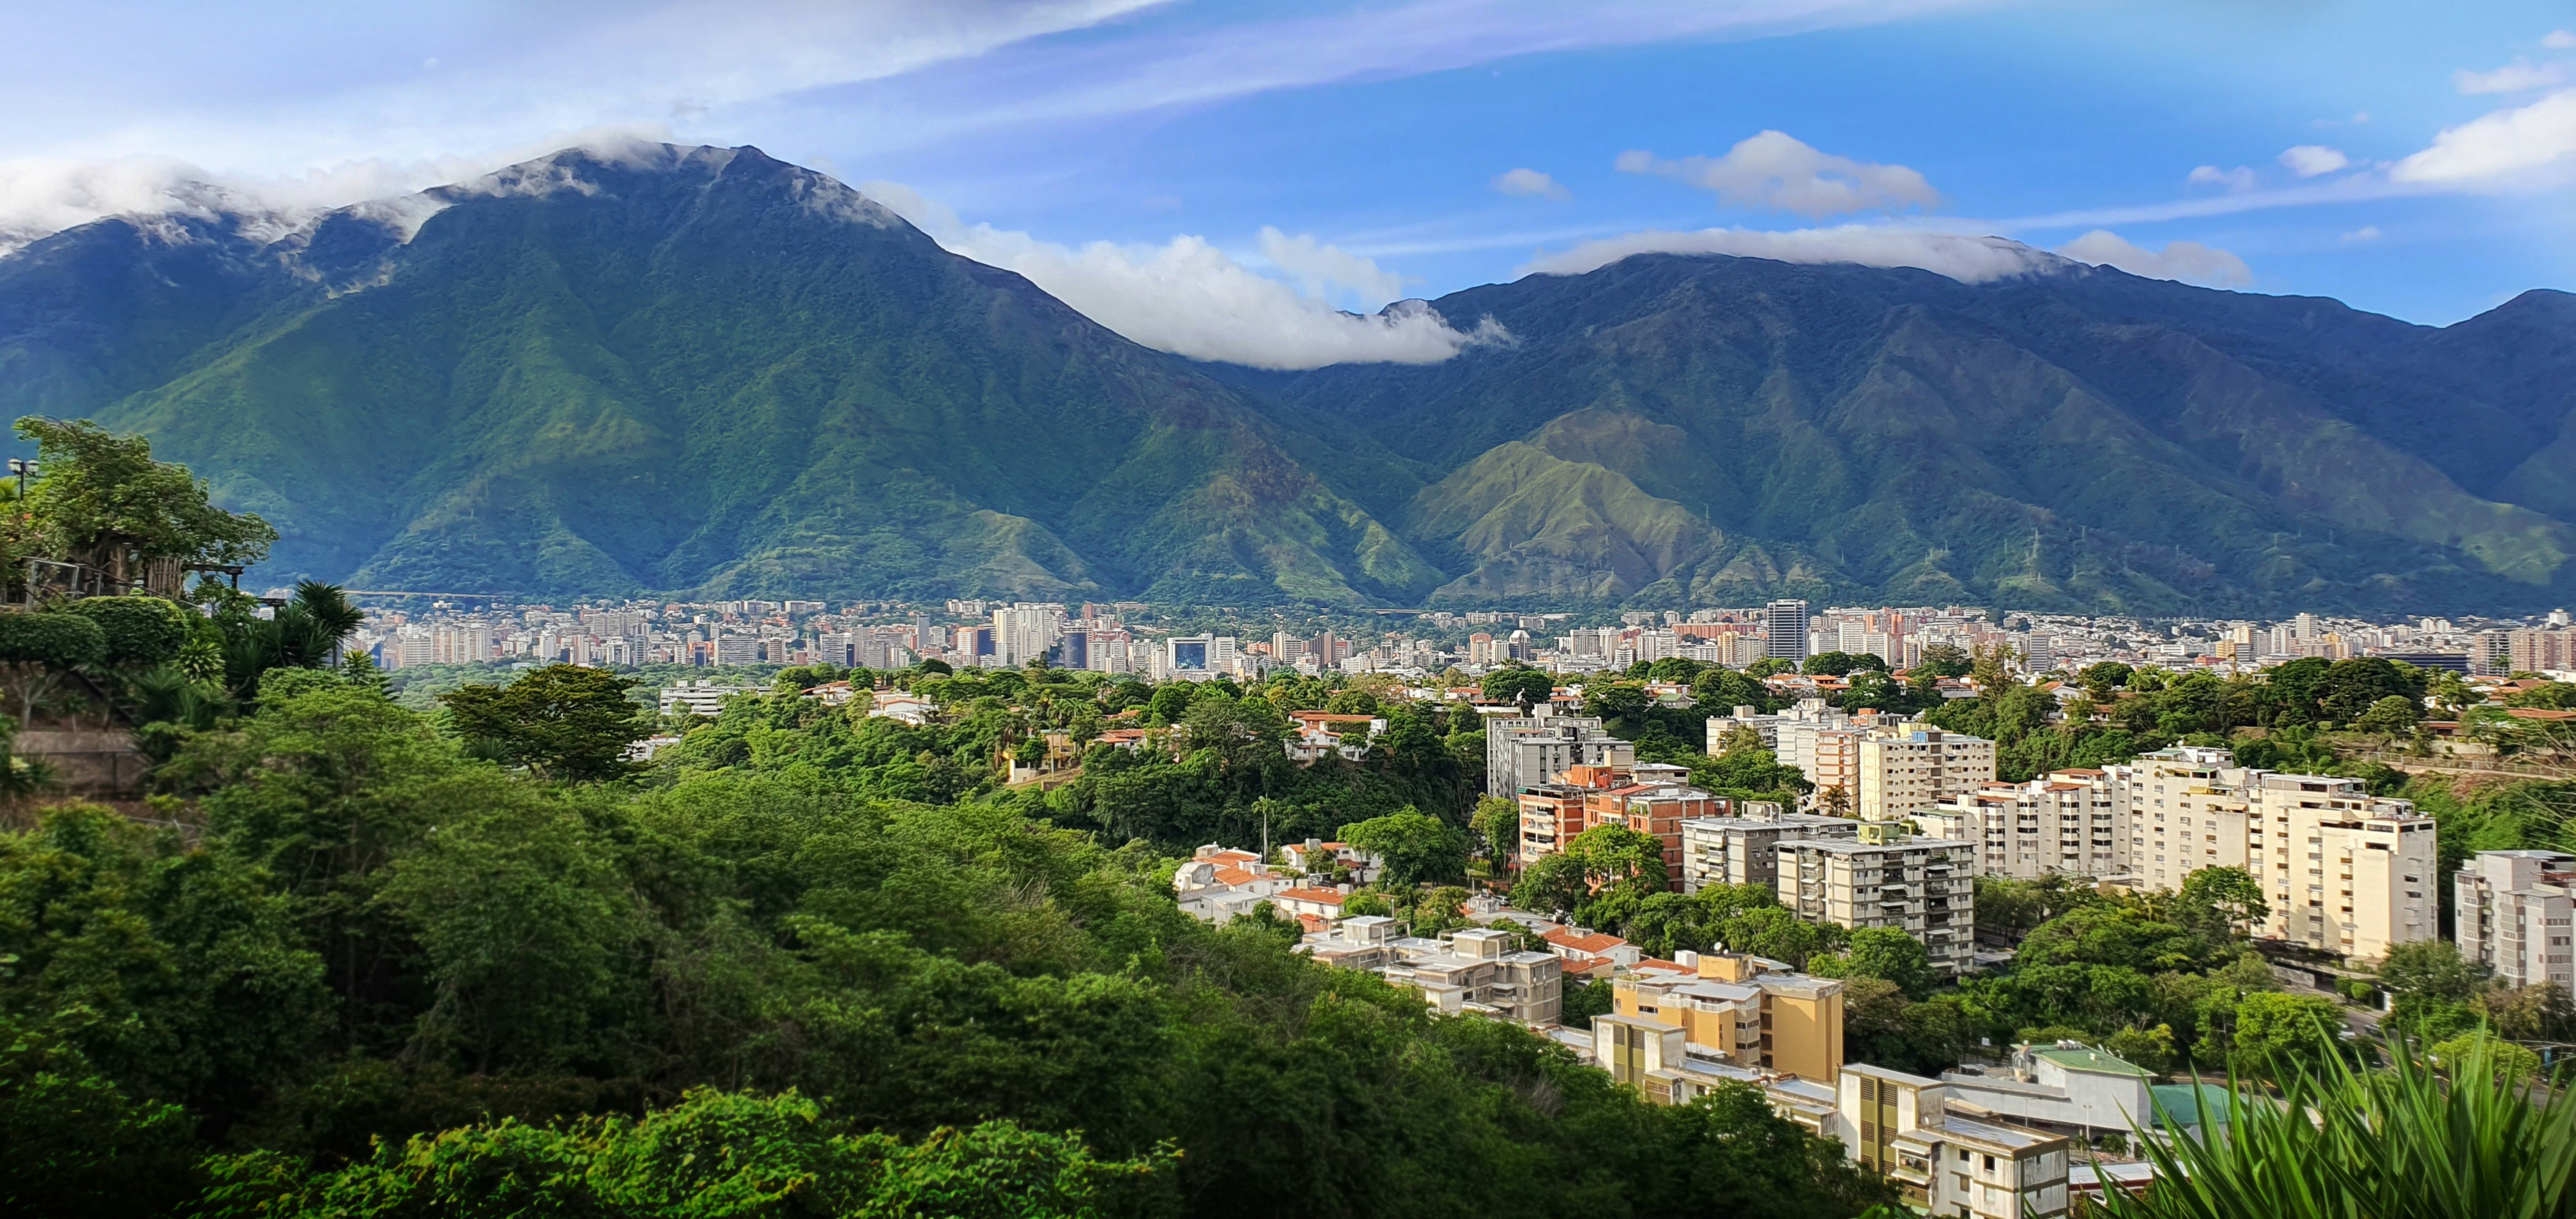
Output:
659 680 766 718
1172 846 1290 924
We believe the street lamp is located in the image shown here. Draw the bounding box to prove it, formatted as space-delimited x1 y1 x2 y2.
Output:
6 459 34 497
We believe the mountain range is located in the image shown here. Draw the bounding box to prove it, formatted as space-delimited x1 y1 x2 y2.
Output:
2 142 2571 615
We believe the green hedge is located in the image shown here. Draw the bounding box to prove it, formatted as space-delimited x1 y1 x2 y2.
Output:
63 596 191 669
0 611 105 670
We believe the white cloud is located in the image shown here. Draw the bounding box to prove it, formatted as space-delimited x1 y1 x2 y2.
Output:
2455 59 2567 94
0 124 680 256
2546 30 2576 50
1616 131 1938 217
1491 167 1569 199
1257 226 1411 303
2391 88 2576 184
2186 164 2257 192
2055 230 2252 288
2278 144 2349 177
862 181 1505 370
1519 225 2060 284
2342 225 2383 243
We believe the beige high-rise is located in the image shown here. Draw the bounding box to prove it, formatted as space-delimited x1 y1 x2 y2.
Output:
2119 747 2437 962
1918 770 2126 880
1858 727 1997 820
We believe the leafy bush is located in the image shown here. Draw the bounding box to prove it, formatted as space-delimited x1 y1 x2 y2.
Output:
64 595 192 669
0 610 106 669
197 1090 1179 1219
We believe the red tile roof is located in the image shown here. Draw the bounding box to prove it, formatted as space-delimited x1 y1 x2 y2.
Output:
1544 927 1628 956
1275 887 1349 906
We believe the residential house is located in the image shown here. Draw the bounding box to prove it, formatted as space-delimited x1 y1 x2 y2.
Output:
1833 1064 2073 1218
1609 949 1846 1084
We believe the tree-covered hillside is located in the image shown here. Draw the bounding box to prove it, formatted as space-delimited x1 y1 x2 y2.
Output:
0 677 1891 1218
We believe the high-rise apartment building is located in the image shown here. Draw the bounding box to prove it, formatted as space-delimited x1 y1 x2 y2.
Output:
1765 599 1811 662
1776 823 1979 976
992 602 1065 667
1917 771 2126 880
1487 714 1634 799
2119 747 2436 960
1680 807 1860 891
2454 850 2576 990
1858 728 1998 821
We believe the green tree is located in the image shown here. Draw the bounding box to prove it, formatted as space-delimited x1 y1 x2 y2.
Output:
1146 682 1193 726
1338 809 1470 887
16 417 276 593
2078 661 2135 701
1512 852 1589 918
440 664 654 783
2426 1029 2541 1081
1469 795 1519 868
1913 644 1973 679
1480 666 1554 707
1802 650 1886 677
2178 866 2270 936
2354 694 2422 739
2228 992 2346 1080
1567 824 1669 892
1808 926 1936 999
1323 688 1381 716
199 1089 1179 1218
0 1013 197 1219
63 594 192 668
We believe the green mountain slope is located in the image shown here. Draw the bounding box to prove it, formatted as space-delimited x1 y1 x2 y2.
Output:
0 146 1439 604
4 145 2571 613
1238 256 2576 615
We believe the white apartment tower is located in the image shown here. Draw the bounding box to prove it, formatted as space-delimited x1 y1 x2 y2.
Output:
992 603 1066 667
1485 714 1635 798
2455 850 2576 990
2120 747 2437 960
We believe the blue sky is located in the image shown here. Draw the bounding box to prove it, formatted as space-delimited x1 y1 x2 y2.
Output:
3 0 2570 365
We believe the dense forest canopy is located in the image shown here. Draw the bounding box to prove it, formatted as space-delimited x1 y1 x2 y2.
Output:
6 424 2576 1216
